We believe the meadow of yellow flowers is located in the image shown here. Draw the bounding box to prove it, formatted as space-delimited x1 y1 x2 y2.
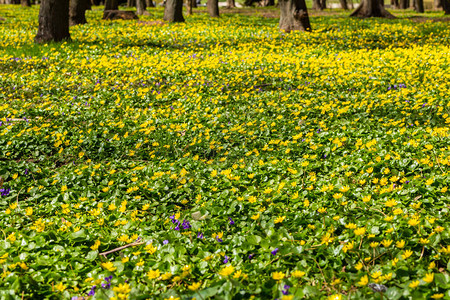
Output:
0 4 450 300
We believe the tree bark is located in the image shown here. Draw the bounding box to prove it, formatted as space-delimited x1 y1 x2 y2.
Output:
415 0 424 11
186 0 193 15
339 0 348 9
136 0 148 14
104 0 118 10
350 0 395 17
127 0 136 6
434 0 442 8
443 0 450 13
70 0 91 25
320 0 326 8
163 0 184 22
207 0 219 16
312 0 323 9
261 0 275 6
399 0 409 8
227 0 235 7
21 0 31 6
35 0 70 43
279 0 311 32
146 0 154 7
391 0 399 8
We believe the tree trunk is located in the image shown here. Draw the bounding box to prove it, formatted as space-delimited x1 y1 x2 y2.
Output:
186 0 193 15
70 0 91 25
434 0 442 8
350 0 395 17
127 0 136 6
279 0 311 32
415 0 423 11
391 0 399 8
136 0 148 14
163 0 184 22
261 0 274 6
21 0 31 6
312 0 323 9
104 0 118 10
35 0 70 43
399 0 409 8
207 0 219 16
227 0 235 7
443 0 450 13
339 0 348 9
146 0 154 7
320 0 326 8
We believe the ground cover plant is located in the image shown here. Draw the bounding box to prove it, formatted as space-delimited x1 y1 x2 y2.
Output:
1 4 450 300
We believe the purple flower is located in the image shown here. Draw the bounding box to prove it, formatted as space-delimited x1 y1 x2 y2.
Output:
197 232 203 239
223 255 229 263
24 169 28 175
182 219 191 230
271 248 279 256
248 254 254 260
87 285 96 296
228 217 235 225
163 240 169 245
0 188 10 197
216 238 223 243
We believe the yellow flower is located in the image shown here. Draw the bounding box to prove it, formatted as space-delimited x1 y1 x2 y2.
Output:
147 269 160 279
408 218 420 226
272 271 285 281
357 275 368 286
423 273 434 283
161 272 172 280
431 294 444 299
251 213 260 220
54 282 66 292
274 216 286 224
362 195 371 202
219 265 235 276
188 281 201 291
402 250 413 259
327 294 342 300
408 280 420 288
291 270 306 278
145 243 157 255
355 262 363 270
396 240 405 249
354 227 366 236
90 240 101 250
381 239 393 247
101 261 117 272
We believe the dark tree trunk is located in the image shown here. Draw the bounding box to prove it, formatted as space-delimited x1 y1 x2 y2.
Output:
127 0 136 6
163 0 184 22
146 0 154 7
21 0 31 6
320 0 326 8
207 0 219 16
35 0 70 43
434 0 442 8
279 0 311 32
443 0 450 13
339 0 348 9
312 0 323 9
227 0 235 7
136 0 148 14
399 0 409 8
415 0 423 11
104 0 118 10
70 0 91 25
350 0 395 17
261 0 274 6
186 0 193 15
391 0 399 8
